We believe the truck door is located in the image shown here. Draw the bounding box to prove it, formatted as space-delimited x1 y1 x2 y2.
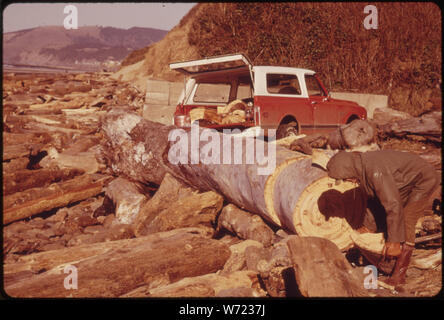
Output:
254 72 312 134
305 74 339 134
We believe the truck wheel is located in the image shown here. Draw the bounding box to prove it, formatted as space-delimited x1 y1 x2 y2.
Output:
276 121 298 139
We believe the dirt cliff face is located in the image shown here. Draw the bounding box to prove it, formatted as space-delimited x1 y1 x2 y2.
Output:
113 4 206 91
119 3 441 116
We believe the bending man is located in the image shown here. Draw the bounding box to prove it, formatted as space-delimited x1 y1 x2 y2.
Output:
326 150 440 287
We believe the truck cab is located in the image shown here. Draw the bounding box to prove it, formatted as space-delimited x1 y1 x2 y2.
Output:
170 53 367 139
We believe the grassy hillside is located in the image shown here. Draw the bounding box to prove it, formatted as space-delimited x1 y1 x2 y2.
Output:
120 3 441 115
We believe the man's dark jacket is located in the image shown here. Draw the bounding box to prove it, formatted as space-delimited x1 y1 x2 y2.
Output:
327 150 439 243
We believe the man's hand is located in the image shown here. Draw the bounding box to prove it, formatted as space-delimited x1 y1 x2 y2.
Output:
356 226 371 234
381 242 402 258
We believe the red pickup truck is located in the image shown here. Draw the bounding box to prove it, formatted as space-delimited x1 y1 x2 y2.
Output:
170 53 367 139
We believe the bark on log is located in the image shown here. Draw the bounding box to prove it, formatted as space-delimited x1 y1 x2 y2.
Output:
4 228 230 298
217 204 275 247
286 236 368 297
101 110 174 185
3 174 109 225
3 167 84 196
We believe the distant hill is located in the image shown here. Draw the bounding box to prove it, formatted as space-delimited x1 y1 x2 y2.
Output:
117 3 441 116
3 26 168 71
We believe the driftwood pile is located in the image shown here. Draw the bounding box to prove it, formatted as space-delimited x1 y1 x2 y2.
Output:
2 72 442 298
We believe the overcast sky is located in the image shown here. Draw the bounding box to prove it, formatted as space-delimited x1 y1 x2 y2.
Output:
3 3 197 32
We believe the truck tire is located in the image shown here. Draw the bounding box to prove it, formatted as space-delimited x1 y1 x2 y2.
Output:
276 121 298 140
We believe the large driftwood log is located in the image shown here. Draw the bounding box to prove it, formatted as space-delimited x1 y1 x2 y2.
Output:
101 111 381 252
3 167 84 196
3 174 109 225
378 111 442 142
4 228 230 298
217 204 275 247
286 236 368 297
3 227 210 285
123 270 266 298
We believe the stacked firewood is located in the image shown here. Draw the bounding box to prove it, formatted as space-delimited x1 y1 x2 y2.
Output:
189 99 252 125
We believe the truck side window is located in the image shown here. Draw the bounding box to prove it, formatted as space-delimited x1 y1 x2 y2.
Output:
305 75 325 96
194 83 231 103
266 74 301 95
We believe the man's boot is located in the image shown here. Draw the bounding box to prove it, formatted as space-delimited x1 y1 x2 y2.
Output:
384 243 414 287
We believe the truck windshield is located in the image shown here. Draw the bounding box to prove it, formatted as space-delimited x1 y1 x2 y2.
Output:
305 75 326 96
193 83 231 103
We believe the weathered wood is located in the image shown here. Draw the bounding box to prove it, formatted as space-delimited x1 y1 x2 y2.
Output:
289 133 328 155
217 204 275 247
124 270 265 298
133 173 196 236
256 238 295 297
3 167 84 196
415 232 442 244
220 240 263 275
105 177 149 224
372 107 413 126
3 143 46 161
378 111 442 141
143 190 223 236
4 228 230 298
411 249 442 269
101 110 174 185
39 147 102 174
3 132 51 146
24 121 93 136
4 226 210 283
3 174 108 225
286 236 369 297
3 157 30 172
